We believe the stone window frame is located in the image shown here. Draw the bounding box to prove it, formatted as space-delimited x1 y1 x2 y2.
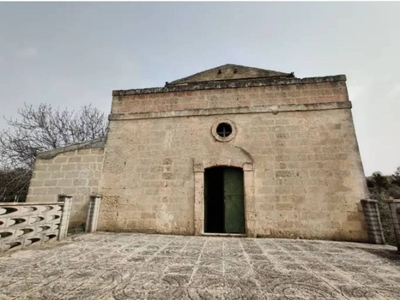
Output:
211 119 237 142
193 159 256 237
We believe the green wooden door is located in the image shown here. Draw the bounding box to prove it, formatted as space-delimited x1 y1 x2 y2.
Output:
223 168 245 233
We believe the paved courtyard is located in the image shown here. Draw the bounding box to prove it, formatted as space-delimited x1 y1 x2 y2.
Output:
1 233 400 300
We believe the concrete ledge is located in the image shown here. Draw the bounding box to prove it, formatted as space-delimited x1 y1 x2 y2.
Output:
109 101 352 121
0 202 62 206
113 74 346 96
37 138 106 159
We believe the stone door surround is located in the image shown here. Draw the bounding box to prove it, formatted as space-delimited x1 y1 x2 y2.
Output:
193 159 255 237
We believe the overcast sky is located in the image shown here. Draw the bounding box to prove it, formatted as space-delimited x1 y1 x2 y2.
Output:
0 3 399 175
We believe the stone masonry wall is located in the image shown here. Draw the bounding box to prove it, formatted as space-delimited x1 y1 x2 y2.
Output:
98 77 369 241
111 79 348 115
26 147 104 229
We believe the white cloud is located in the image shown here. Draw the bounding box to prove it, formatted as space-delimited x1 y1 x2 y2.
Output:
347 85 366 103
15 46 38 58
387 83 400 102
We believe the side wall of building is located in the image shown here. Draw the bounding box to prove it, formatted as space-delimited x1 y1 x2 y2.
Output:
26 147 105 229
98 77 369 241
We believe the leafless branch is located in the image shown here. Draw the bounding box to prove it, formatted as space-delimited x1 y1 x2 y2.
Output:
0 103 108 202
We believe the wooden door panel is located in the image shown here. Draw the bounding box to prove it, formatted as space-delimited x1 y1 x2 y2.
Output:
224 168 245 234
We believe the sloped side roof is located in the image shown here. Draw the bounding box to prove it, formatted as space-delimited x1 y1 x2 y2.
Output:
168 64 292 85
37 137 106 159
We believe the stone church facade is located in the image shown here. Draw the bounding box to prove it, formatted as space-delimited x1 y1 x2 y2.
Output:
27 64 369 241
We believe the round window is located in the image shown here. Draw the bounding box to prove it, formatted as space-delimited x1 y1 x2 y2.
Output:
211 120 237 142
216 123 232 138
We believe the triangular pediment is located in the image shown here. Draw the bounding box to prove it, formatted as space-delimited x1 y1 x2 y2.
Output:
168 64 292 85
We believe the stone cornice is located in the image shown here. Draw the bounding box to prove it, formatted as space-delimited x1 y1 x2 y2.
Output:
109 101 352 121
112 75 346 96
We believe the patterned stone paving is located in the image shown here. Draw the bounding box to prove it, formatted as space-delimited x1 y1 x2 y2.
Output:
0 233 400 300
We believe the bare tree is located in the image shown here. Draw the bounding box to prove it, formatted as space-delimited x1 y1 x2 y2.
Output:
392 166 400 186
0 103 108 202
0 167 31 202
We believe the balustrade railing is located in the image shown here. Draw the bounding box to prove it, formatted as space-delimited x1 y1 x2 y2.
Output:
0 196 72 252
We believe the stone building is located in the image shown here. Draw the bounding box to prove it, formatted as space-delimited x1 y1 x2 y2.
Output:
26 64 369 241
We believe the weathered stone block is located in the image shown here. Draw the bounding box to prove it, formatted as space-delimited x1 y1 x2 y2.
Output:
68 156 82 163
54 157 68 163
48 164 62 172
73 179 88 186
30 188 47 195
62 164 76 172
57 179 72 187
82 156 98 163
36 172 51 180
77 149 91 156
29 180 44 187
44 179 58 187
51 172 65 179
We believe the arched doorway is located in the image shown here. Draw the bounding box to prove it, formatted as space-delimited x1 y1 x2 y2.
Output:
204 166 245 234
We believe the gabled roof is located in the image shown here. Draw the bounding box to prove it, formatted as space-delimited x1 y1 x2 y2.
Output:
168 64 293 85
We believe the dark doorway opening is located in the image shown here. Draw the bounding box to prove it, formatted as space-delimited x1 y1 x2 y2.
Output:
204 166 245 234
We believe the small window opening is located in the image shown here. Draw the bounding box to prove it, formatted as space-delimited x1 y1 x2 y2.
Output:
216 123 232 138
